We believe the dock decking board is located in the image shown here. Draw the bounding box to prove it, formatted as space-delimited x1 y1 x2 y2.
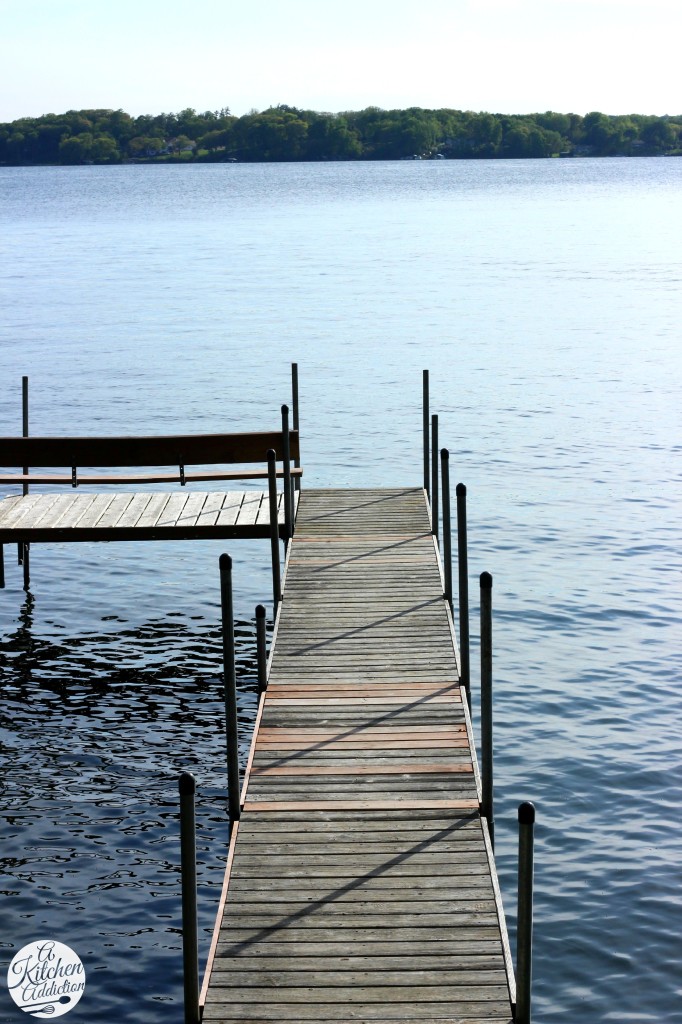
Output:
0 489 296 543
202 488 515 1024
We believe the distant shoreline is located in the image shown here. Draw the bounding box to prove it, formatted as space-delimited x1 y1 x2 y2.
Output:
2 153 681 170
2 105 680 166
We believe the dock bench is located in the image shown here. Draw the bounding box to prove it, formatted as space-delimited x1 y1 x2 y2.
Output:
0 428 300 588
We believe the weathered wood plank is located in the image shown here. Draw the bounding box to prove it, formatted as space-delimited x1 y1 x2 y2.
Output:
174 491 209 528
211 954 505 969
237 492 264 527
203 1006 512 1022
155 491 190 528
129 492 171 530
29 493 81 528
216 491 246 528
56 494 99 528
115 492 154 528
215 933 503 952
95 492 137 528
250 763 473 777
243 800 480 812
0 493 53 526
252 741 470 753
196 491 229 528
203 984 510 1003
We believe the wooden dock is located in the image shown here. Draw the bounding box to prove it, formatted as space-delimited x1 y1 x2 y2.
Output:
0 489 295 543
200 487 516 1023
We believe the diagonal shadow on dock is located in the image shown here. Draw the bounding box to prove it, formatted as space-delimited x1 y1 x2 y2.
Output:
219 812 480 957
250 685 461 772
300 489 424 523
290 533 433 574
280 597 444 655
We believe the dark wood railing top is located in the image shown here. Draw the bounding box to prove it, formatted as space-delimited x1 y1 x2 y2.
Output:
0 431 300 469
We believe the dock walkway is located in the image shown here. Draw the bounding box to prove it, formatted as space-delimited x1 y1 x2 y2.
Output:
201 487 515 1023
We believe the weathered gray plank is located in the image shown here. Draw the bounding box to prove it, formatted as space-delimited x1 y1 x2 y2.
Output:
0 493 50 526
175 491 209 527
29 493 81 528
116 492 154 528
135 492 172 530
57 494 99 528
194 491 229 527
203 983 510 1003
203 1005 512 1022
237 492 264 527
211 954 505 970
155 491 190 528
74 493 119 528
216 491 246 528
96 492 137 529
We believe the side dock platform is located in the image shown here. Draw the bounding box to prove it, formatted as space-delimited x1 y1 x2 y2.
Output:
200 487 516 1024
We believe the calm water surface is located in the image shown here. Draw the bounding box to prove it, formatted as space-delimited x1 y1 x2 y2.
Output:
0 160 680 1023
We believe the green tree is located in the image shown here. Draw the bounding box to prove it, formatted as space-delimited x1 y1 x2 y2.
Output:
59 133 93 163
582 112 626 154
90 134 120 162
640 118 676 152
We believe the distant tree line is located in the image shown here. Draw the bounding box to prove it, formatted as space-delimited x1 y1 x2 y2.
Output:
1 105 681 165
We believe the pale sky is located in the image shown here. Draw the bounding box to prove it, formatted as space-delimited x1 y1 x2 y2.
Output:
1 0 679 123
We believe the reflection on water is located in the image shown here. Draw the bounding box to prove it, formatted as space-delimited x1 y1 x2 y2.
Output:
0 597 264 1024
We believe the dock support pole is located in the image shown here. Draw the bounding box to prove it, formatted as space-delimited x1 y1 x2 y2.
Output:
267 450 282 611
178 771 200 1024
422 370 430 497
292 363 300 492
0 545 4 589
219 554 241 822
256 604 267 693
21 544 30 591
431 414 439 543
456 483 470 707
281 404 293 545
480 571 494 849
22 376 29 492
516 801 536 1024
20 375 30 589
440 449 453 613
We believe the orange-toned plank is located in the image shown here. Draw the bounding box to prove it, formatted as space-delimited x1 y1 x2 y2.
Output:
265 695 461 706
254 739 471 751
250 764 474 776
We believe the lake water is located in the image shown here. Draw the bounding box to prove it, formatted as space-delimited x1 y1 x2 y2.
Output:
0 158 680 1024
